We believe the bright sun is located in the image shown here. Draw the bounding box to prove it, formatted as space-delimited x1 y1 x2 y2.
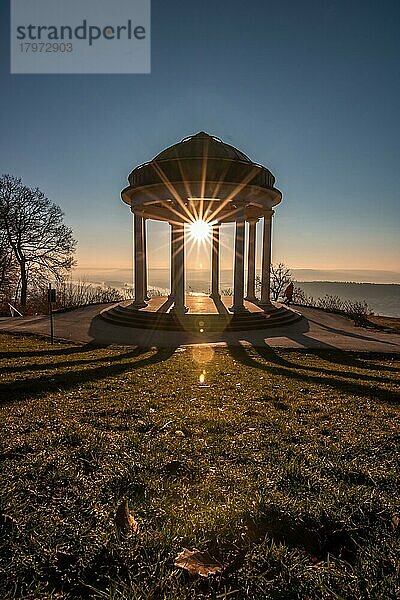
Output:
189 219 211 241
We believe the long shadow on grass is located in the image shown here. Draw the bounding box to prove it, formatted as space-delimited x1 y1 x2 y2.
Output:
0 346 152 375
258 317 399 372
309 347 400 375
251 346 399 385
0 346 177 405
308 348 400 373
228 342 399 406
0 340 104 360
252 315 400 374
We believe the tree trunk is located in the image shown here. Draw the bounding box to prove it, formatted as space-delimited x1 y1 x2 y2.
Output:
20 258 28 307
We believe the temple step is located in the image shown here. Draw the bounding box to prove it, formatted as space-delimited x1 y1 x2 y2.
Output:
100 303 302 332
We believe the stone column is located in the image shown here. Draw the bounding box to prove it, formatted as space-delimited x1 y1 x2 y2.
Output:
210 223 220 300
245 218 258 302
260 209 274 308
132 213 147 309
172 221 187 314
230 211 246 313
168 223 175 299
143 219 150 301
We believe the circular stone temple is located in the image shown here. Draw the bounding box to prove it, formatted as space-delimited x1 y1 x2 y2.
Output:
102 132 300 334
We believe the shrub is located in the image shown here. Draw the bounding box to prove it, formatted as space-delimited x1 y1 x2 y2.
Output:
293 288 371 326
3 280 131 316
342 300 370 326
293 286 314 306
316 294 343 312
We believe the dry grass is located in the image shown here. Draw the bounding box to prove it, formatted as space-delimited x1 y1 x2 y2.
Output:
0 333 399 599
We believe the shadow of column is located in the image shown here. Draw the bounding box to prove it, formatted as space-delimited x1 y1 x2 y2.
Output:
156 297 174 313
212 296 230 315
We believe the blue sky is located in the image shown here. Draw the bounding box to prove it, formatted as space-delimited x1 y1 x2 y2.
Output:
1 0 399 277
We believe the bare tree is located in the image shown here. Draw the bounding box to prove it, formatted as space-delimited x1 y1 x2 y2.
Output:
0 175 76 306
0 230 18 307
270 262 292 301
254 262 292 301
0 231 12 287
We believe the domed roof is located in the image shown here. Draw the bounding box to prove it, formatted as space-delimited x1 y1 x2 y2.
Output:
153 131 252 163
126 131 277 191
122 132 282 219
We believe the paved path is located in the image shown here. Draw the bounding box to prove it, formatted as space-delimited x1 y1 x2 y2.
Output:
1 303 399 352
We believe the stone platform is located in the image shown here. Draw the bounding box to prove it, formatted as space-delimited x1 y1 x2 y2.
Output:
100 295 301 334
1 304 400 351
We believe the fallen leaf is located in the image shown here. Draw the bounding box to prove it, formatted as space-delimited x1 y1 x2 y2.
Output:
115 499 139 537
174 548 223 577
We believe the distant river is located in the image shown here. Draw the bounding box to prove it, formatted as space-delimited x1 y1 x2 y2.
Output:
83 268 400 318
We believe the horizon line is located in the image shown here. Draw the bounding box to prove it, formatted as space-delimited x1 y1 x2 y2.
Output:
75 266 400 274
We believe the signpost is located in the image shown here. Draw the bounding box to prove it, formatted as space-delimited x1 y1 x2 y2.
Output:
47 283 56 344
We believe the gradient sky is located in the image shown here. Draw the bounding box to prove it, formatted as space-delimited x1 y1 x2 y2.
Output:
1 0 399 278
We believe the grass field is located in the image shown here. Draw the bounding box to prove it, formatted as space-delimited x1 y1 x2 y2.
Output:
0 333 399 599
